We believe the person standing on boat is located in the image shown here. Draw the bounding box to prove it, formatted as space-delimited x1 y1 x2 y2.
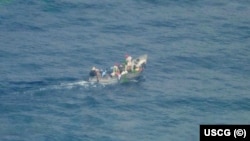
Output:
89 67 100 82
125 54 133 72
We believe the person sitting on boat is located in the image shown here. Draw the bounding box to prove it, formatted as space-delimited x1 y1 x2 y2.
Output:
111 64 120 78
101 69 107 77
118 64 128 76
118 64 124 73
107 67 113 76
134 64 141 72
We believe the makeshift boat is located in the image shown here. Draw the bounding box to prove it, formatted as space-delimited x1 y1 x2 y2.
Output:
88 54 147 85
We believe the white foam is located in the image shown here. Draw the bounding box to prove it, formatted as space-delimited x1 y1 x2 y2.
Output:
60 80 91 88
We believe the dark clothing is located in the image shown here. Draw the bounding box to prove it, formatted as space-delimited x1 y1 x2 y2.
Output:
89 70 97 77
118 65 124 72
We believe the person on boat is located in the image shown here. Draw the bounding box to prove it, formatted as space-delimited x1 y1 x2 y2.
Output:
107 67 113 77
118 64 124 73
134 65 141 72
111 64 120 78
124 54 133 72
89 67 100 82
100 69 107 77
89 67 97 77
118 64 129 77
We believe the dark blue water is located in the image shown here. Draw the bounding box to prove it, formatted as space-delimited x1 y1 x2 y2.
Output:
1 0 250 141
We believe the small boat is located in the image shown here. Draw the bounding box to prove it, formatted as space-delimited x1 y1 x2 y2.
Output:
88 54 147 85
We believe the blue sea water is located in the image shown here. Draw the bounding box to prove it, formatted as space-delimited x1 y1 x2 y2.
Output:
0 0 250 141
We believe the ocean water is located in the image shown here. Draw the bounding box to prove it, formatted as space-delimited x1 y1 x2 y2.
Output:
0 0 250 141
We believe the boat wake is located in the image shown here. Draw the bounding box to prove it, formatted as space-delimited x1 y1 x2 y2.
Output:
39 77 144 92
38 80 106 92
4 79 104 95
58 80 105 89
5 75 146 95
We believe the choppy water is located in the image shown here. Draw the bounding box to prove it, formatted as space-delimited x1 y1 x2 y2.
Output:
0 0 250 141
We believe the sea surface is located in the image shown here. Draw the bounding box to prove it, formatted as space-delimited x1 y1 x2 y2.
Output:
0 0 250 141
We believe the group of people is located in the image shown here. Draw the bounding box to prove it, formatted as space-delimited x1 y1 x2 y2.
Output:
89 55 142 80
